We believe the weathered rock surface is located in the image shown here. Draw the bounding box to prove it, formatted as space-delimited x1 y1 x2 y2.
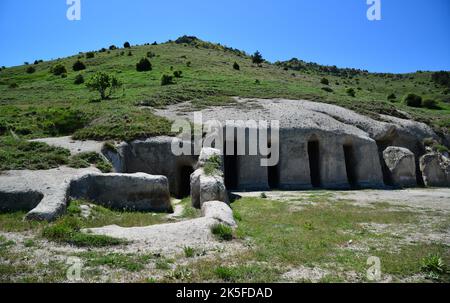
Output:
29 136 104 156
82 199 236 253
0 167 172 221
382 147 417 187
69 173 172 212
191 169 228 208
420 153 450 187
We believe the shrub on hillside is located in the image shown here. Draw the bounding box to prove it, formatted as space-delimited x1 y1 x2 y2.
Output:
51 64 67 76
86 52 95 59
422 99 439 109
173 70 183 78
123 42 131 48
86 72 122 100
346 88 356 97
251 51 264 65
127 51 133 56
431 71 450 87
387 93 397 101
146 51 156 58
72 60 86 71
322 87 333 93
320 78 329 85
74 74 84 85
161 74 174 86
233 62 240 70
136 58 152 72
109 45 117 50
403 93 422 107
26 66 36 74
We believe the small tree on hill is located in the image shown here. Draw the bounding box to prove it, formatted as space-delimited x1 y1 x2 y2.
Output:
86 72 122 100
251 51 264 65
124 42 131 48
233 62 240 70
72 60 86 71
136 58 152 72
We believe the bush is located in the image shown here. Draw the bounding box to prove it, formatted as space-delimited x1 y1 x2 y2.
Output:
204 155 222 176
387 93 396 101
136 58 152 72
173 70 183 78
72 60 86 71
211 224 233 241
161 74 174 86
421 254 446 279
109 45 117 50
8 82 18 89
127 51 133 56
403 93 422 107
251 51 264 65
26 66 36 74
123 41 131 48
51 64 67 76
431 71 450 87
85 52 95 59
186 61 191 67
346 88 356 97
422 99 439 109
146 51 156 58
41 109 87 136
86 72 122 100
233 62 240 70
322 87 333 93
74 74 84 85
320 78 329 85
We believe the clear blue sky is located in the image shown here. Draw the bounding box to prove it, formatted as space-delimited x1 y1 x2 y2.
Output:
0 0 449 73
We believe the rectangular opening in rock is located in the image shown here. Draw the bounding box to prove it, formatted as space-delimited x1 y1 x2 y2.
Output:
177 165 194 198
224 141 238 190
308 140 321 188
343 144 358 187
267 142 280 189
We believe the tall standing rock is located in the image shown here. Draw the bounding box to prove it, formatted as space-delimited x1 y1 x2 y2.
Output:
382 146 417 188
420 153 450 187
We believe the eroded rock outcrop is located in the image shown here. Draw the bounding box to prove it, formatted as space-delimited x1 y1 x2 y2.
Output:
420 153 450 187
382 147 417 188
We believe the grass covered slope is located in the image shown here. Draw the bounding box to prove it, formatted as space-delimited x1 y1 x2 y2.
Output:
0 36 449 144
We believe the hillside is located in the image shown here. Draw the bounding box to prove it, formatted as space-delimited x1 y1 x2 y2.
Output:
0 36 449 144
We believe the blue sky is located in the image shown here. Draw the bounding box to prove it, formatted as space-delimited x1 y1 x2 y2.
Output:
0 0 449 73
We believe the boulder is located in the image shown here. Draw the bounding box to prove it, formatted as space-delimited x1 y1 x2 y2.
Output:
197 147 223 170
70 173 173 212
382 147 417 187
420 153 450 187
190 169 228 208
201 201 237 227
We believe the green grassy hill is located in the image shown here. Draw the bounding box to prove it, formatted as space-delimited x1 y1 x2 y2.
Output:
0 36 449 144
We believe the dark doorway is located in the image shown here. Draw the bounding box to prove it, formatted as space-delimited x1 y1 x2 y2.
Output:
177 165 194 198
308 140 321 188
267 143 280 189
343 144 357 187
224 141 238 190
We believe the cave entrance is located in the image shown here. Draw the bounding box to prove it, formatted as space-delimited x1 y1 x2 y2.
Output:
343 144 358 187
177 165 194 198
224 141 238 190
267 142 280 189
308 140 321 188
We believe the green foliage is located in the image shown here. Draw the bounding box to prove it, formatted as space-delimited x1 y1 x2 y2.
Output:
233 62 240 70
146 51 156 58
211 224 233 241
346 88 356 97
0 137 70 171
422 99 439 109
41 108 87 136
322 87 333 93
72 60 86 71
403 93 423 107
86 72 122 100
320 78 329 85
109 45 117 50
123 42 131 48
251 51 264 65
136 58 152 72
260 192 268 199
387 93 397 101
42 216 123 247
183 246 195 258
203 155 222 176
421 254 447 279
74 74 84 85
431 71 450 87
26 66 36 74
85 52 95 59
161 74 174 86
50 64 67 76
68 152 113 173
173 70 183 78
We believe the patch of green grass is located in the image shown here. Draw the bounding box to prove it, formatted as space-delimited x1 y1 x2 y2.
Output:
78 251 150 272
211 223 233 241
68 151 112 173
179 197 201 219
23 239 36 248
0 136 70 171
42 216 124 247
155 258 173 270
203 155 222 176
0 211 47 232
421 254 447 280
184 246 195 258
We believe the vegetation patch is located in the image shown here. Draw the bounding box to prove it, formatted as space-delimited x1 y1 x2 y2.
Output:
68 152 113 173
